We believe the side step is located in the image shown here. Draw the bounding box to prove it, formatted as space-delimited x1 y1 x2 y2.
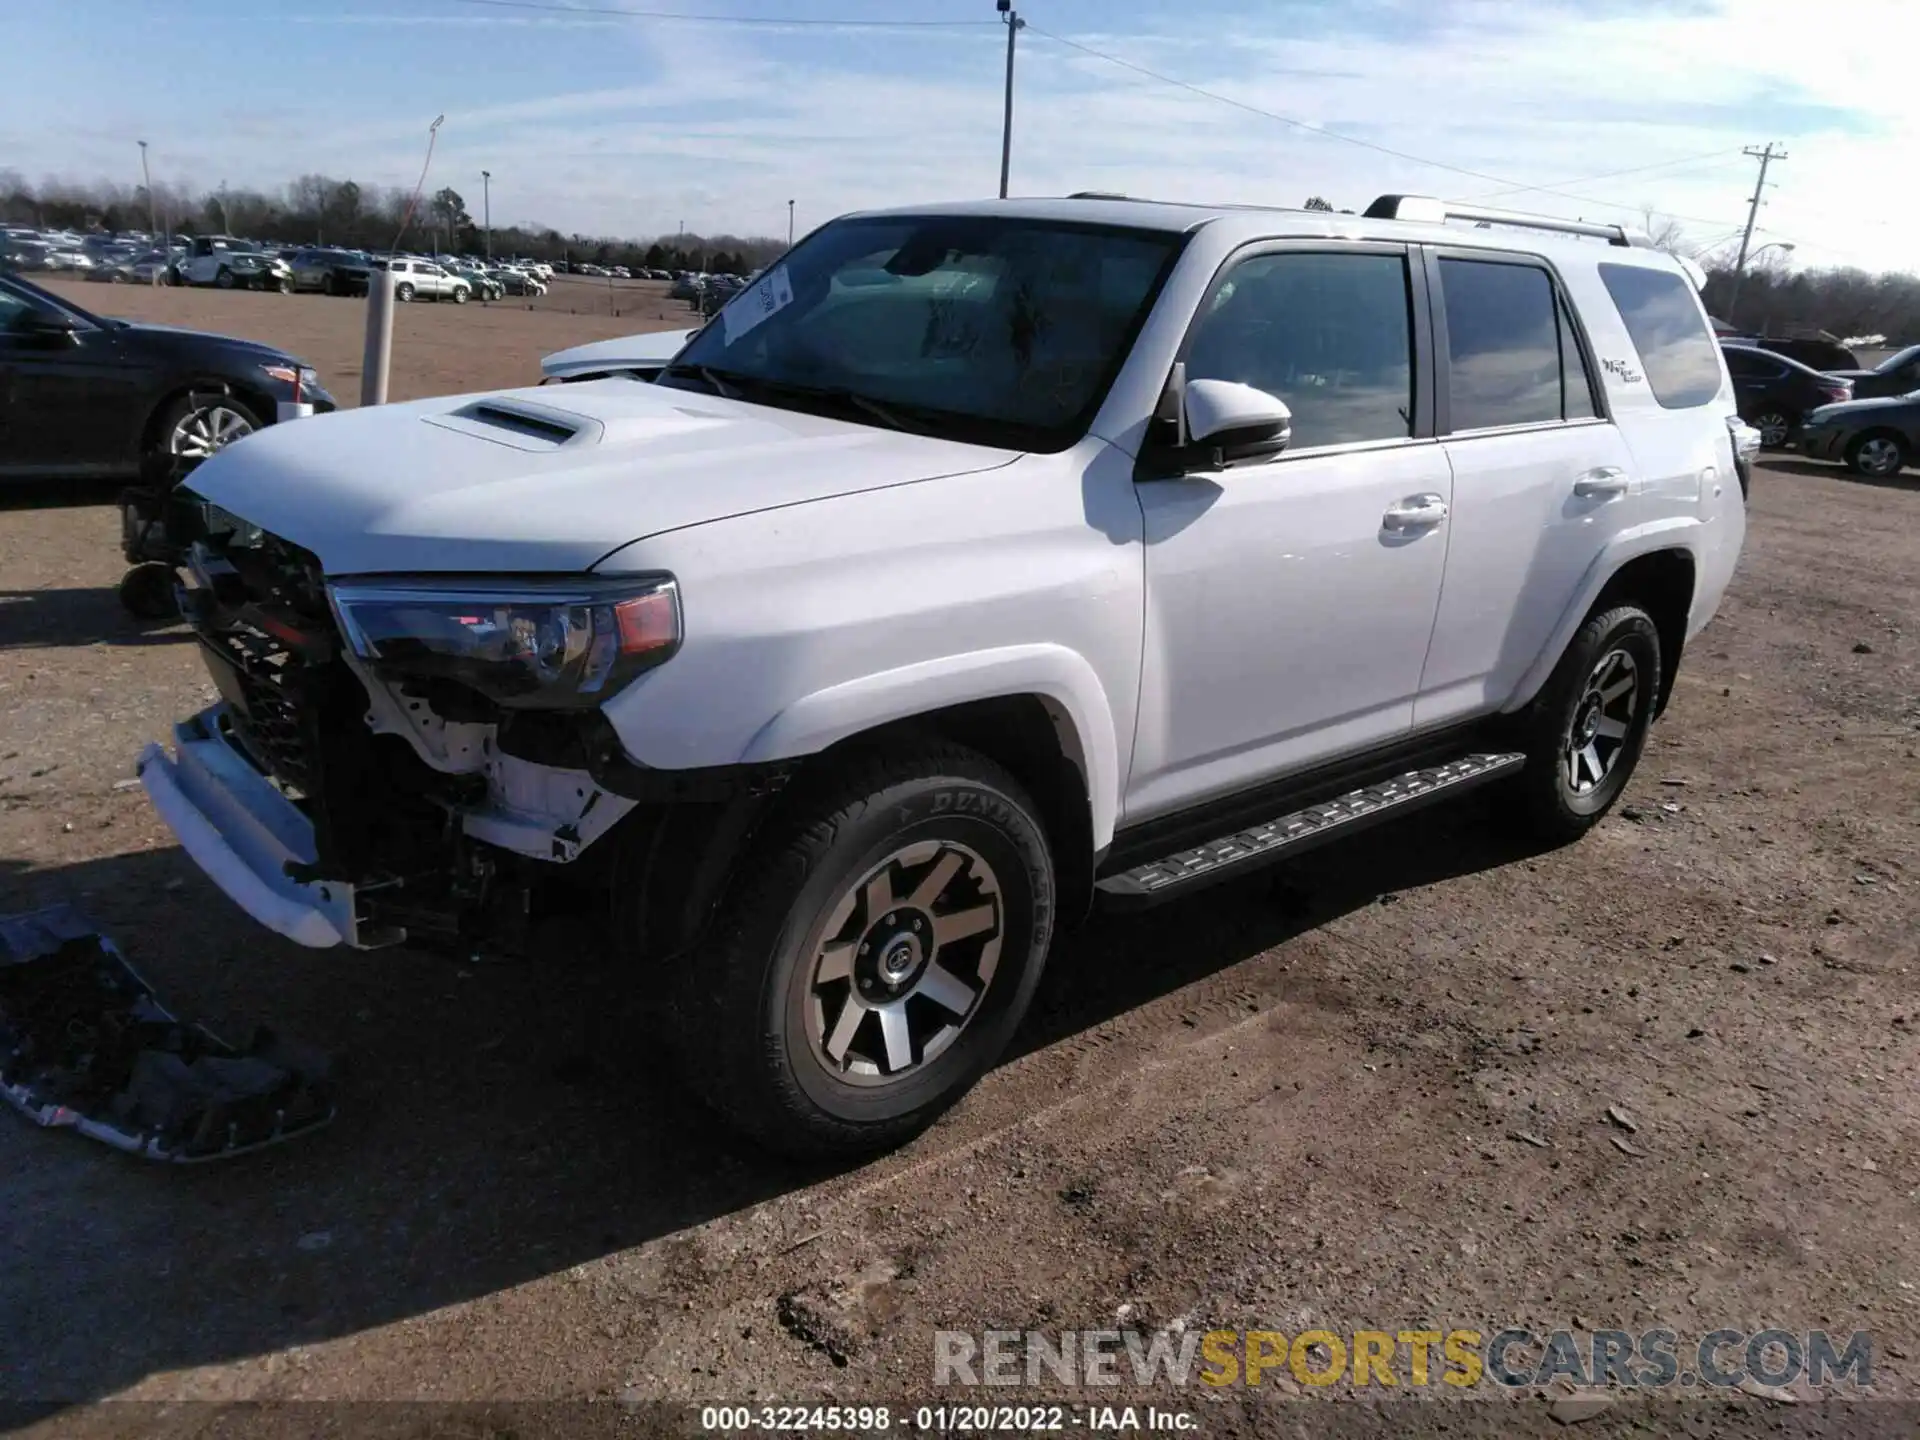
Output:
1095 751 1526 908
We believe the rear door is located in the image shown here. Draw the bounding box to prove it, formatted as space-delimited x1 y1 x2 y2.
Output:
0 287 147 479
1414 248 1640 726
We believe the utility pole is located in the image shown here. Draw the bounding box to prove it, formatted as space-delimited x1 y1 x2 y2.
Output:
1727 143 1787 320
997 0 1023 198
137 140 155 238
788 198 795 245
482 170 491 260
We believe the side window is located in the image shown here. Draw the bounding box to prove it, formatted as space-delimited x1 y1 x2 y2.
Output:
1723 349 1764 379
1438 257 1561 430
1558 297 1598 420
1183 250 1414 450
0 288 35 333
1598 262 1722 409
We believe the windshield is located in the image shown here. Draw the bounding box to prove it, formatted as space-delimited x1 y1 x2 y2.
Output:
663 214 1186 451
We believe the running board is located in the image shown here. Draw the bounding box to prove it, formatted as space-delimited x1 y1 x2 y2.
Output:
1096 751 1526 908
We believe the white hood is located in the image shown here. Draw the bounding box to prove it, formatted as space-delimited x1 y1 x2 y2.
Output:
540 328 694 380
186 379 1020 575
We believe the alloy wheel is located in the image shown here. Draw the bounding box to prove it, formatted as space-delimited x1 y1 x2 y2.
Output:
1564 647 1639 796
1755 411 1791 448
1856 437 1904 477
804 839 1003 1086
169 405 256 460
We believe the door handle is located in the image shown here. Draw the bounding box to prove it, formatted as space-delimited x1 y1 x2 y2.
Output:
1382 493 1449 531
1573 466 1630 499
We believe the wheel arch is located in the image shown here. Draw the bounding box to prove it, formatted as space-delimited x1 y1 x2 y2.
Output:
1508 530 1699 721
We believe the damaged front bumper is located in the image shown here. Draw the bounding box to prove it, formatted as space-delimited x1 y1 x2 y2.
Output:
138 707 365 948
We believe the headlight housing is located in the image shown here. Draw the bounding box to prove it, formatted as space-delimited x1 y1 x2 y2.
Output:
260 363 320 390
329 576 680 709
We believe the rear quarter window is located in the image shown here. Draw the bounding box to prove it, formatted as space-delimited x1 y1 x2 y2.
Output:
1598 262 1722 409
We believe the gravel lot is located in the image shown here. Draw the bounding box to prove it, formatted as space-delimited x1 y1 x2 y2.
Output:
2 282 1917 1431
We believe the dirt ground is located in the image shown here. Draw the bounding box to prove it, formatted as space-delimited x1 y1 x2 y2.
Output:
1 287 1917 1434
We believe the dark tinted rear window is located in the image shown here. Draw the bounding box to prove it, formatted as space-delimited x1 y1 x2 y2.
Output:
1598 263 1721 409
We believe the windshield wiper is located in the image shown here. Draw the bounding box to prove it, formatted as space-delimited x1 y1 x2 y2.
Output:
658 361 745 399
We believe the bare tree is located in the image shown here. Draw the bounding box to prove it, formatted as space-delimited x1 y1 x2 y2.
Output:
1638 205 1689 257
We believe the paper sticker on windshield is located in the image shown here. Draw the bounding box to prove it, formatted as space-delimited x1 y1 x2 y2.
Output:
723 265 794 345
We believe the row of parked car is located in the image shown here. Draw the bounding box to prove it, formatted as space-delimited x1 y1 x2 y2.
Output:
1722 335 1920 478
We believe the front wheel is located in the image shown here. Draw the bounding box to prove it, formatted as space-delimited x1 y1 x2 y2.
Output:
1753 409 1794 449
666 743 1056 1157
153 393 264 465
213 267 234 289
394 282 415 302
451 285 468 304
1847 431 1909 478
1505 605 1662 846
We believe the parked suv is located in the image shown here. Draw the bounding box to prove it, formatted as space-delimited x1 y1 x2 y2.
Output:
176 236 293 292
1722 344 1854 447
136 194 1749 1157
381 257 470 303
288 248 374 297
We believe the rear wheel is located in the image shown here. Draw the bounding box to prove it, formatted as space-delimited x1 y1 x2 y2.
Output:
667 742 1056 1157
394 281 415 302
321 273 336 296
1505 605 1662 846
1847 431 1909 478
213 267 234 290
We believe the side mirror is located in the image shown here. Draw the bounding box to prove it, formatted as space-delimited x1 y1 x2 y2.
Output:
22 309 81 339
1182 377 1292 464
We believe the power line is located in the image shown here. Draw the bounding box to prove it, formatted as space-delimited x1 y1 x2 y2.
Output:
1461 149 1746 202
445 0 996 26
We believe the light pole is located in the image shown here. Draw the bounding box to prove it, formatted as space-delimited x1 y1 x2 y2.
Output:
482 170 491 260
997 0 1023 199
137 140 155 238
788 198 794 246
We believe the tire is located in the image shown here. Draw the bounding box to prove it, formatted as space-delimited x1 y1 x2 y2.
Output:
151 392 264 466
214 267 234 289
1753 409 1794 449
394 282 415 302
321 273 336 296
1506 604 1662 846
272 276 290 294
451 285 468 305
667 742 1056 1158
1846 430 1909 478
118 562 179 620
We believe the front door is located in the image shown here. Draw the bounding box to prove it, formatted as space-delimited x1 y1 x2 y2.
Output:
1127 244 1451 823
0 290 144 479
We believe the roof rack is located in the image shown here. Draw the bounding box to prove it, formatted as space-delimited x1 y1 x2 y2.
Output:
1362 194 1654 249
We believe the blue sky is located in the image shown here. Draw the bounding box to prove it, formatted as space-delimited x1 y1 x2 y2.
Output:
4 0 1910 271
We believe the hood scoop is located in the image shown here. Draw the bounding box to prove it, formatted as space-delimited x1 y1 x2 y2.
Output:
422 397 602 452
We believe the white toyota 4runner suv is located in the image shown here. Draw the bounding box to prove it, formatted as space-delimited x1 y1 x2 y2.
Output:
139 194 1752 1156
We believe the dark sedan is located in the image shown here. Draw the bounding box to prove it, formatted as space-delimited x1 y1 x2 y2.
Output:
1722 343 1854 448
0 271 336 482
1798 392 1918 478
288 247 374 296
1826 344 1920 401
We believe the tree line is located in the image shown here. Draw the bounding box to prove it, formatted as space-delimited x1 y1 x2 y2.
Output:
0 170 787 275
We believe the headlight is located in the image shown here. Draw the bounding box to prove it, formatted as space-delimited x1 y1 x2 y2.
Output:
329 576 680 709
260 363 320 390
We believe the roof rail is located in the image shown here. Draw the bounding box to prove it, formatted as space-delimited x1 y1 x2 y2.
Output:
1066 190 1130 200
1362 194 1654 249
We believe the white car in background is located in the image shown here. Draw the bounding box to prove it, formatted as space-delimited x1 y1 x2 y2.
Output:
382 257 470 303
539 326 694 383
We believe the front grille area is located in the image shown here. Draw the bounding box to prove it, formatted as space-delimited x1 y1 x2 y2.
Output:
198 618 324 791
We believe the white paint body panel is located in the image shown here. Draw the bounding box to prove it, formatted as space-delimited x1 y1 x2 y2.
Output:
540 328 695 381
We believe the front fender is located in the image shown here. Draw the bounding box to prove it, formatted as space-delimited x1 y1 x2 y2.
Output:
1504 517 1701 712
740 643 1122 849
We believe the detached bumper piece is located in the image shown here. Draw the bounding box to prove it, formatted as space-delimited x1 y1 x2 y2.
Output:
0 905 334 1162
138 707 365 948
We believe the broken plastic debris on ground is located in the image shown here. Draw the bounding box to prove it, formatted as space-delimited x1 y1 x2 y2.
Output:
0 904 334 1162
